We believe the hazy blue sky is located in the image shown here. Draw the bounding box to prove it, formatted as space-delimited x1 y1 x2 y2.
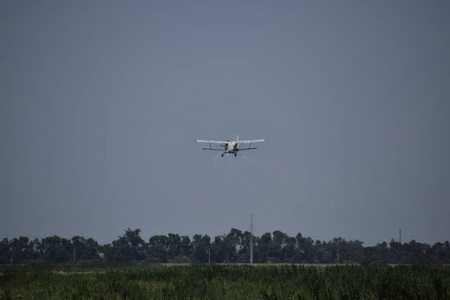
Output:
1 1 449 246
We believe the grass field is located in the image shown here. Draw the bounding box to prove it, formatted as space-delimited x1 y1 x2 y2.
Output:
1 264 449 299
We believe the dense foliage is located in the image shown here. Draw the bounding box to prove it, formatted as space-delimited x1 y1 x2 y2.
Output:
1 228 450 265
1 265 449 299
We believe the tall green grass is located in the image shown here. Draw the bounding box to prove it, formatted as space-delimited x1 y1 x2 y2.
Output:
1 264 449 299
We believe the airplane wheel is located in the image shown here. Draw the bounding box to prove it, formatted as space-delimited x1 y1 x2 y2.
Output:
234 153 237 157
221 154 224 157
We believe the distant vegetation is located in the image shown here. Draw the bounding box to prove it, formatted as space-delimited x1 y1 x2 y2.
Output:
1 264 450 299
1 228 450 265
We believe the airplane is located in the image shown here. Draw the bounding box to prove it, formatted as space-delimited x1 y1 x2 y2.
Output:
195 135 265 157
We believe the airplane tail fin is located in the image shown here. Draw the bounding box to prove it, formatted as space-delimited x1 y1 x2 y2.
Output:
236 135 239 143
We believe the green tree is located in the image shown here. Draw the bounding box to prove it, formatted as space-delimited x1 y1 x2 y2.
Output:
256 232 271 263
389 239 405 264
149 235 169 263
224 228 243 262
403 240 429 264
180 235 192 259
295 233 315 263
283 236 296 263
269 230 288 262
9 237 36 263
71 236 100 261
344 239 364 263
0 238 10 264
39 236 72 263
314 240 332 263
429 241 450 264
166 233 183 261
362 242 388 265
236 231 253 263
211 235 227 263
109 228 147 262
191 234 211 263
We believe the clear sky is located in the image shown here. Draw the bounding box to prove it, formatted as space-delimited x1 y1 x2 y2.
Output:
1 1 449 246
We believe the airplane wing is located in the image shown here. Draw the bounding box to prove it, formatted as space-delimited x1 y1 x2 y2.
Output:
195 139 227 144
239 139 265 144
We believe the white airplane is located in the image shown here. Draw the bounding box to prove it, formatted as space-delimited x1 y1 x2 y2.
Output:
195 135 265 157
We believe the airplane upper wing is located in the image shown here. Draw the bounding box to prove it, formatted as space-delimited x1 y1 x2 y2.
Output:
195 139 227 144
239 139 265 143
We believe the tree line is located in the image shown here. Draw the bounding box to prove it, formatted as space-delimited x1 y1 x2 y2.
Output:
1 228 449 265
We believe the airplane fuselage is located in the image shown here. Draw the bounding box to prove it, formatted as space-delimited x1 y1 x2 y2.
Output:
223 141 240 156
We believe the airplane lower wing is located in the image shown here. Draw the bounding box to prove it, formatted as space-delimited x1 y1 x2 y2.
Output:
195 139 227 151
201 148 224 151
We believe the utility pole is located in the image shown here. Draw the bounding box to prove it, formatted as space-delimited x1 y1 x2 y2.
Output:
399 229 402 244
250 214 253 265
73 246 76 262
